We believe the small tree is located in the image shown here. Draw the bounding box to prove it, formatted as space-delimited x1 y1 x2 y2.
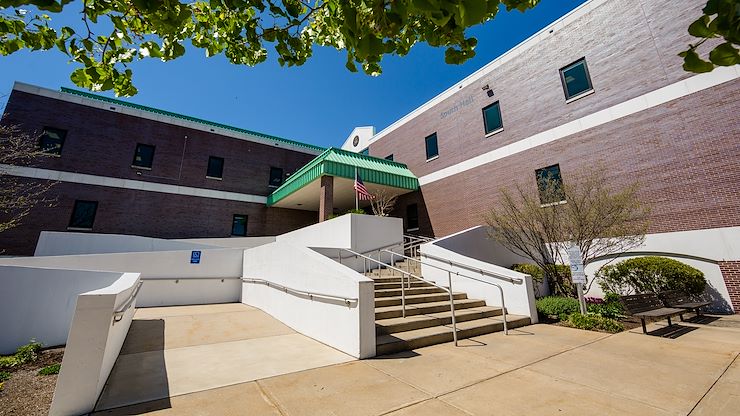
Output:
369 189 398 217
0 123 56 235
485 166 651 297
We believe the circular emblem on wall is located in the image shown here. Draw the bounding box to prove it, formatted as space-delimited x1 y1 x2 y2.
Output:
352 135 360 147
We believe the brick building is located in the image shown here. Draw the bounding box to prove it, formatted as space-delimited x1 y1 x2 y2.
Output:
340 0 740 310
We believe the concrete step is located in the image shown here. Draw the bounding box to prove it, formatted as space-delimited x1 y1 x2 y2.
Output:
365 268 421 278
375 292 467 308
374 281 431 291
370 276 427 284
375 315 532 356
375 298 487 320
374 286 446 298
375 306 504 335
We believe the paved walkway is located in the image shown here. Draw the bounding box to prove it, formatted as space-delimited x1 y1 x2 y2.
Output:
94 304 354 412
95 312 740 415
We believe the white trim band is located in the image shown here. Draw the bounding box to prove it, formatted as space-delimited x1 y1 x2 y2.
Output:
418 66 740 186
0 164 268 204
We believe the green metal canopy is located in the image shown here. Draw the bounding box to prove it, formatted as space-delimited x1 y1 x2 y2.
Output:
267 147 418 208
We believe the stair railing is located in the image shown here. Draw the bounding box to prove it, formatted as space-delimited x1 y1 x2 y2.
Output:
403 234 434 258
383 249 510 335
337 248 458 345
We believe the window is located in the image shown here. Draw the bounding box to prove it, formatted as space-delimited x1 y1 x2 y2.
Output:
269 167 284 187
39 127 67 155
482 102 503 135
425 133 438 161
231 214 247 236
206 156 224 179
132 143 155 169
535 164 565 205
406 204 419 231
68 200 98 230
560 58 593 100
359 148 370 156
385 154 394 161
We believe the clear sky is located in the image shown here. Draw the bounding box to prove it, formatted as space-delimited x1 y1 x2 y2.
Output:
0 0 586 148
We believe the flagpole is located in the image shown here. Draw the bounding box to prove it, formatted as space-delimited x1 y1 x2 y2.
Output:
355 166 359 210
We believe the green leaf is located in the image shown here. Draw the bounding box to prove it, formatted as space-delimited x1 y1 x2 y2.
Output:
709 42 740 66
680 49 715 73
687 15 714 38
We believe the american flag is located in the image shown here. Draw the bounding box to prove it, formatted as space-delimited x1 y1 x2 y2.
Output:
354 172 374 200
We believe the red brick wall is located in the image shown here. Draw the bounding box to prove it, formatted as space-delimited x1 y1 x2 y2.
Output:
719 262 740 313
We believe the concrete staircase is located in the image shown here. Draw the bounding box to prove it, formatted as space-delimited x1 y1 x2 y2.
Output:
369 259 531 356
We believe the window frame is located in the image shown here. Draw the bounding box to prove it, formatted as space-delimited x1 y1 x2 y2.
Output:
268 167 284 188
559 58 594 102
482 102 504 136
206 156 224 180
39 127 67 156
535 164 566 206
231 214 248 237
131 143 156 170
68 200 98 230
424 133 439 161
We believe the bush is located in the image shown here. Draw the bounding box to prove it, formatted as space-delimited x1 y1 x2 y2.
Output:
0 341 43 369
598 256 706 296
585 293 625 320
38 364 61 376
567 313 625 333
0 371 10 382
328 208 366 219
536 296 580 320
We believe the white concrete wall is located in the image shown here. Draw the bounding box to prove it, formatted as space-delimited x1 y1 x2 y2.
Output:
277 214 403 254
0 265 128 354
34 231 220 256
49 272 141 416
582 227 740 313
174 236 276 249
420 226 538 322
242 241 376 358
0 248 243 307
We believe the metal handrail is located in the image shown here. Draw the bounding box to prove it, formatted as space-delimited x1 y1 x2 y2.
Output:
142 276 241 281
241 278 358 306
113 280 144 324
384 249 510 335
420 252 524 285
337 247 458 345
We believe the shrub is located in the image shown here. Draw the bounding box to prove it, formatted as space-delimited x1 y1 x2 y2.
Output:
38 364 61 376
0 356 17 369
567 313 625 333
598 256 706 295
0 341 43 369
0 371 10 382
585 293 625 320
536 296 580 320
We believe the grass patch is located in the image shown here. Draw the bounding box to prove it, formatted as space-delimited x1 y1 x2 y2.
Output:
38 364 61 376
0 370 11 382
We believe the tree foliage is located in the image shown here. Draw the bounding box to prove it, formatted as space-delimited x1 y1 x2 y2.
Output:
680 0 740 73
485 166 651 297
0 123 57 236
0 0 541 96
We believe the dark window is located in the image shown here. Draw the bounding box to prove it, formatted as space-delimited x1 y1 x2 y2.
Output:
535 164 565 204
385 154 394 161
482 102 503 134
269 167 284 187
425 133 438 160
359 148 370 156
231 214 247 236
207 156 224 179
560 58 593 100
132 144 155 168
68 200 98 229
39 127 67 155
406 204 419 231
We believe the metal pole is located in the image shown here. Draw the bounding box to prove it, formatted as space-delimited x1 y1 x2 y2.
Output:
354 166 359 211
499 285 509 335
576 283 587 314
401 272 406 318
448 270 458 346
338 249 342 265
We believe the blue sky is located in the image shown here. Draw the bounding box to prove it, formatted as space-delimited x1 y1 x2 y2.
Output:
0 0 586 148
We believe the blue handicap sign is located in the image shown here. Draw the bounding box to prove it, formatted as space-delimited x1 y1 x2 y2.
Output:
190 251 201 264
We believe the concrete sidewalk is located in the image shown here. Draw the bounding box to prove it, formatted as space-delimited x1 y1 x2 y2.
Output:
95 314 740 415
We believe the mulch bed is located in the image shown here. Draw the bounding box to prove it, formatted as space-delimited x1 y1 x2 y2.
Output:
0 347 64 416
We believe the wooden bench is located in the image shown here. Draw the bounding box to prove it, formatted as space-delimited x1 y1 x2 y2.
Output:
620 293 686 334
658 290 711 318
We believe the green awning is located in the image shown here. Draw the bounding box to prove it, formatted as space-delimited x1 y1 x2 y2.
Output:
267 147 418 207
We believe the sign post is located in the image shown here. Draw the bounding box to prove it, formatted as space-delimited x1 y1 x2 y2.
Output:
567 243 587 314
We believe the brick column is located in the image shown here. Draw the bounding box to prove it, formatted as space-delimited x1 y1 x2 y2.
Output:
719 261 740 314
319 175 334 222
